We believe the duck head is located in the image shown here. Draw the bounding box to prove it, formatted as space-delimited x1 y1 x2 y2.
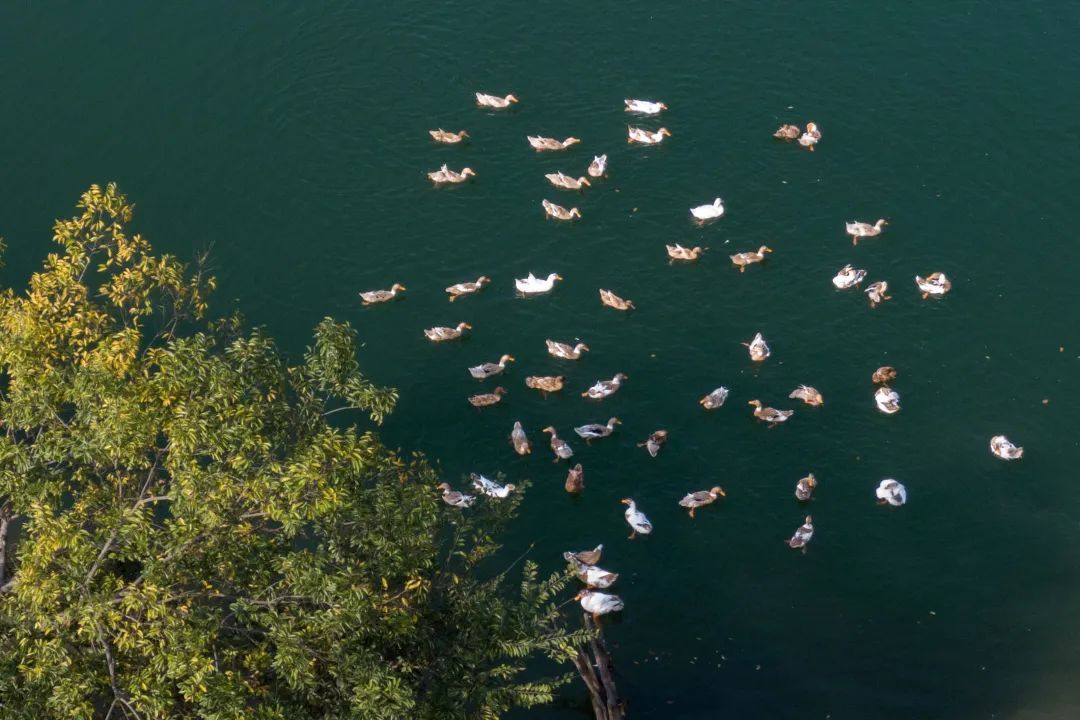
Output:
391 283 407 292
493 387 507 396
563 137 582 147
659 127 672 137
506 94 519 104
574 343 590 353
748 399 762 408
711 486 726 497
461 168 476 178
456 322 472 331
759 245 773 254
499 354 515 365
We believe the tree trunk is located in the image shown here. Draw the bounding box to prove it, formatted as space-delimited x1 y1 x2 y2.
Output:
0 509 10 586
574 612 626 719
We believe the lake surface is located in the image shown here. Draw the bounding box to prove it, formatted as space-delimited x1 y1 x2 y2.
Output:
3 2 1080 718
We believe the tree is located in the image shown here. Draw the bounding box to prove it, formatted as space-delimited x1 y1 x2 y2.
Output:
0 184 586 719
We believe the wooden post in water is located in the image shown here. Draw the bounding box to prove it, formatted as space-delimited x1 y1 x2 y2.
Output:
574 612 625 719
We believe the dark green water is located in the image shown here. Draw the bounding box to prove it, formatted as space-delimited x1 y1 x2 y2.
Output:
3 2 1080 718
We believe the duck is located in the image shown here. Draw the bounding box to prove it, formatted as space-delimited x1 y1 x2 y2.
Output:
832 264 867 289
690 198 725 221
774 124 801 140
798 122 822 151
789 385 824 406
509 421 531 455
990 435 1024 460
786 515 814 550
476 92 519 109
576 589 624 619
638 430 668 458
599 289 634 311
525 375 565 396
437 482 476 508
846 218 888 245
748 399 794 425
743 332 770 362
359 283 406 305
541 199 582 221
624 98 668 115
567 557 619 589
429 128 469 144
424 322 472 342
915 272 952 299
700 387 730 409
622 498 653 539
587 154 608 178
574 417 621 442
730 245 772 272
627 126 672 145
468 355 514 380
542 426 574 463
582 373 628 399
428 164 477 185
563 545 602 566
468 387 507 408
666 243 706 261
528 136 581 152
876 479 907 506
515 272 563 295
446 276 491 302
866 281 891 307
545 172 591 190
874 386 901 414
546 340 589 360
565 463 584 494
872 366 897 384
795 474 817 502
678 486 726 518
470 473 516 499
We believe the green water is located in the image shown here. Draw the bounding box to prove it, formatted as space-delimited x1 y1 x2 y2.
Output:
4 2 1080 717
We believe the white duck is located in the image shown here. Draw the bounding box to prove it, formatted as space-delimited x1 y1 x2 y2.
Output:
627 126 671 145
621 498 653 539
690 198 725 221
476 92 519 109
546 340 589 360
846 219 888 245
832 264 868 289
427 165 476 185
786 515 814 550
576 589 624 618
874 386 901 414
743 333 770 362
990 435 1024 460
470 473 516 499
582 373 628 399
545 171 591 190
798 122 822 151
866 281 891 307
875 479 907 506
624 98 668 115
567 557 619 589
515 272 563 295
587 154 608 178
915 272 952 299
699 387 730 409
528 135 581 152
541 199 582 221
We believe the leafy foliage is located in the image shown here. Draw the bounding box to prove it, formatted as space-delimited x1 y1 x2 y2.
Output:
0 184 584 719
